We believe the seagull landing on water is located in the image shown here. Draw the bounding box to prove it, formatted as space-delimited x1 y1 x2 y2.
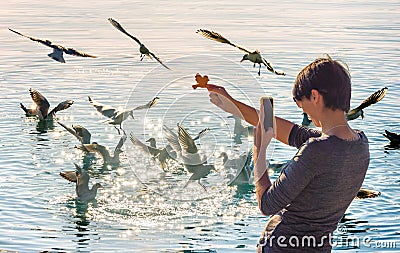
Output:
129 133 174 171
346 87 387 121
57 122 92 145
60 163 103 202
108 18 170 70
196 29 285 76
20 88 73 120
9 28 97 63
219 149 253 186
76 134 127 165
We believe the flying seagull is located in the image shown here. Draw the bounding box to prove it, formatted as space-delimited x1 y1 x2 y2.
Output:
196 29 285 76
9 28 97 63
58 122 91 144
60 163 103 202
108 18 170 70
163 124 210 167
76 134 127 165
346 87 387 121
20 88 73 120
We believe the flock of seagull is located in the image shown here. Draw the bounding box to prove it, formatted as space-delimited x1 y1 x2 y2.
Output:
14 19 396 203
9 18 286 76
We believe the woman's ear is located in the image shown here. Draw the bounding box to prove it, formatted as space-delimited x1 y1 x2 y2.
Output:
310 89 322 104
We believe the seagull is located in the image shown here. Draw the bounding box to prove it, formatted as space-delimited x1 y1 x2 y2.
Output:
219 149 253 186
301 113 312 127
60 163 103 202
163 124 210 166
227 115 254 143
383 130 400 145
346 87 387 121
58 122 91 144
129 133 173 170
196 29 285 76
9 28 97 63
88 96 132 134
133 97 159 110
108 18 170 70
356 188 381 199
20 88 73 120
76 134 127 165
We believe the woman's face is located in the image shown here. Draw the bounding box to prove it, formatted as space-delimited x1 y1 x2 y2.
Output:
293 90 322 127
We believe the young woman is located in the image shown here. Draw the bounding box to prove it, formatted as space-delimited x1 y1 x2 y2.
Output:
207 56 369 252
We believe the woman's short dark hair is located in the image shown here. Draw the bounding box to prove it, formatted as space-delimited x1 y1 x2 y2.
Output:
292 55 351 112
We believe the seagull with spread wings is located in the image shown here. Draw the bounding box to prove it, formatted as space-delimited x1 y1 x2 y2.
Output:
108 18 170 70
196 29 285 76
163 124 210 167
76 134 127 165
345 87 388 121
20 88 73 120
60 163 103 202
129 134 173 171
9 28 96 63
88 96 158 134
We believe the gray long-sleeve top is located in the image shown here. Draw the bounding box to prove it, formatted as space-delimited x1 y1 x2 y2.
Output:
260 124 369 252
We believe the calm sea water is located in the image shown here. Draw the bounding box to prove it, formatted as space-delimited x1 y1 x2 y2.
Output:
1 0 399 252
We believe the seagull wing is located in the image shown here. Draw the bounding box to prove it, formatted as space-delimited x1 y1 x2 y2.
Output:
114 134 127 153
73 163 90 194
196 29 251 54
58 122 82 143
133 97 159 110
130 133 161 157
149 52 171 70
192 128 210 141
60 171 77 182
62 47 97 58
9 28 53 48
48 100 74 118
108 18 142 45
88 96 118 119
178 125 198 154
261 57 285 76
81 143 110 161
29 88 50 118
355 87 387 111
163 125 181 152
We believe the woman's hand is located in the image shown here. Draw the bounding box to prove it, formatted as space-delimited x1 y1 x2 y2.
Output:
207 84 239 115
254 103 274 152
253 102 274 184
